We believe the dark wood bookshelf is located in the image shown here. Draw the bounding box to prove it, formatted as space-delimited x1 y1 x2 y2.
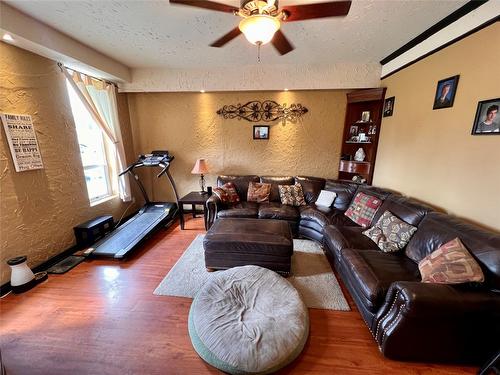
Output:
338 88 386 185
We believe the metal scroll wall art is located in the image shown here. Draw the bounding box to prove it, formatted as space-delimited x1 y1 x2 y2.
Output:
216 101 308 124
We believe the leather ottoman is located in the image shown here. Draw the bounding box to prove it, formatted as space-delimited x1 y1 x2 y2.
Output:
203 218 293 275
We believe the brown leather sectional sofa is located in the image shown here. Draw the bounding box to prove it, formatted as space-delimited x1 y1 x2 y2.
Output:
206 175 500 364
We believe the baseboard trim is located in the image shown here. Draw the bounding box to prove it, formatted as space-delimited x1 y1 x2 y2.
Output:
0 210 139 297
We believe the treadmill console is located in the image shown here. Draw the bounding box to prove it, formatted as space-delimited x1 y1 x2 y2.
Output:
140 150 174 166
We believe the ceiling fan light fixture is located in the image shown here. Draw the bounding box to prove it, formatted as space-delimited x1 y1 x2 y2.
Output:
239 15 280 45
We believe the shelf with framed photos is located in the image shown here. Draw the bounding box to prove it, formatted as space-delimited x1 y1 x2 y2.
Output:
339 88 386 185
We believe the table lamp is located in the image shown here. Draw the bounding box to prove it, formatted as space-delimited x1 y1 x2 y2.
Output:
191 158 209 194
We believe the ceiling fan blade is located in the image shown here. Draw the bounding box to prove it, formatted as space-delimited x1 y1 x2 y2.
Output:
169 0 239 14
272 30 294 55
210 27 242 47
282 1 352 22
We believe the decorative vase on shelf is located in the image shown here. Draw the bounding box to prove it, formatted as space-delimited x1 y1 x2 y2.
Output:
354 148 365 162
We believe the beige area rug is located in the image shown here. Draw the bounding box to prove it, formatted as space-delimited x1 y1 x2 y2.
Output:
154 235 350 311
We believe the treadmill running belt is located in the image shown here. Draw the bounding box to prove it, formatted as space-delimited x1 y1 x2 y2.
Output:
92 209 169 258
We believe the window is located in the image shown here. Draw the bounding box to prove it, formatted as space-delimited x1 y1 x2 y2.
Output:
66 80 115 203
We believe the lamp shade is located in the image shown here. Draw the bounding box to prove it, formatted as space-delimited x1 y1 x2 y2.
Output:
239 15 280 45
191 159 209 174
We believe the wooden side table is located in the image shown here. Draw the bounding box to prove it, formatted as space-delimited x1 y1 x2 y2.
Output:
178 191 211 230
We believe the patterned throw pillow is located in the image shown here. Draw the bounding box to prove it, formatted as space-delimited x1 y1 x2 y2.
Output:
278 183 306 206
247 182 271 203
418 238 484 284
363 210 417 252
213 182 240 204
344 192 382 227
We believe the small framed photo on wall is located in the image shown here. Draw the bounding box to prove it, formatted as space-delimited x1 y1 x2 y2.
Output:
253 125 269 140
383 96 395 117
471 98 500 135
433 75 459 110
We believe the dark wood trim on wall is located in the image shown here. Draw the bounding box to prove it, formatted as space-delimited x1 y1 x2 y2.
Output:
381 16 499 80
380 0 488 65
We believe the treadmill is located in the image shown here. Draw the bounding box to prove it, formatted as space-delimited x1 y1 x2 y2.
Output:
91 151 179 259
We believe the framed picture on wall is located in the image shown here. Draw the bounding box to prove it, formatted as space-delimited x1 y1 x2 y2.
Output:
253 125 269 140
433 75 459 110
383 96 395 117
471 98 500 135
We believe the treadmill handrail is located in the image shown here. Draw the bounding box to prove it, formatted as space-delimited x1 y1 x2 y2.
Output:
156 163 169 178
119 161 143 176
156 163 180 205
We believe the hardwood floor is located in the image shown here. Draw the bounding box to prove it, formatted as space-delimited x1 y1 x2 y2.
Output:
0 216 476 374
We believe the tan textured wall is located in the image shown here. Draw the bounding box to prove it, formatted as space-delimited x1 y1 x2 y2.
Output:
373 23 500 231
0 43 139 285
127 90 347 202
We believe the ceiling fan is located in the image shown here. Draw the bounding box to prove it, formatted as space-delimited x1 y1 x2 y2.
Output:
169 0 352 55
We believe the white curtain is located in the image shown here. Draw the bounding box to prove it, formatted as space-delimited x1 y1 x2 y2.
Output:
63 67 132 202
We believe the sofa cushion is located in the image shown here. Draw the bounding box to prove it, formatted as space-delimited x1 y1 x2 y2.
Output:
340 249 421 310
278 183 306 207
371 195 433 227
258 202 300 221
299 204 333 227
355 185 395 201
345 192 383 228
218 175 260 201
323 225 379 261
247 182 271 203
418 238 485 284
329 213 358 227
406 212 500 289
260 176 294 202
363 211 417 253
295 176 325 204
217 201 259 219
324 180 358 211
213 182 241 205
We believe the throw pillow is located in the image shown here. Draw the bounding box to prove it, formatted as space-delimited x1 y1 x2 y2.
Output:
418 238 484 284
213 182 240 204
363 210 417 253
315 190 337 208
247 182 271 203
278 183 306 207
344 192 382 227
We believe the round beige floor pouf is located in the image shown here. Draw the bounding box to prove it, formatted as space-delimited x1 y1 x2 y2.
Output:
188 265 309 375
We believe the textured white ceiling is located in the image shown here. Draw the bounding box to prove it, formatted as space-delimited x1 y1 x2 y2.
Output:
6 0 468 69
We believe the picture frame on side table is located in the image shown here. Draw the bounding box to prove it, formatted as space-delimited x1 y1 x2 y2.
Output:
253 125 269 139
433 75 459 110
471 98 500 135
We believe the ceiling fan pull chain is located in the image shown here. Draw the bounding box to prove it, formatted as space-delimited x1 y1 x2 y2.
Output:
257 42 261 63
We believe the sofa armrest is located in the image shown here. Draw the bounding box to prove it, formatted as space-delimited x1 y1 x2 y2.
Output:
374 281 500 363
323 225 349 262
206 195 221 229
